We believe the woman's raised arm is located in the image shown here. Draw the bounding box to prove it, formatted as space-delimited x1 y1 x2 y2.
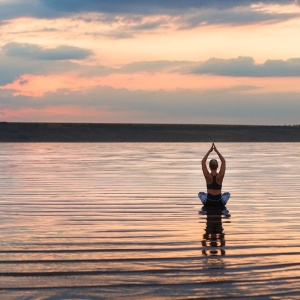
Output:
214 144 226 178
202 143 214 179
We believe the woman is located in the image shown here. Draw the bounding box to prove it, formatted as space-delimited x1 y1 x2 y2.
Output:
198 143 230 209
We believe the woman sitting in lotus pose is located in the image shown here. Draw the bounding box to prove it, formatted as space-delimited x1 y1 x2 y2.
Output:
198 143 230 208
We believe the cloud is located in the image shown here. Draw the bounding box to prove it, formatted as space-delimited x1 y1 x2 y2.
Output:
0 0 299 29
119 60 194 74
100 57 300 77
179 8 300 28
102 57 300 77
39 0 300 29
41 1 298 14
1 46 300 88
0 55 77 85
0 42 106 85
3 42 93 60
190 56 300 77
0 0 64 22
1 85 299 125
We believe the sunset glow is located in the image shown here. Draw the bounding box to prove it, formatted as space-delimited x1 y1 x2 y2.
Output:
1 0 300 124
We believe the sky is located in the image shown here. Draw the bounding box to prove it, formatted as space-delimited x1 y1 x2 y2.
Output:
0 0 300 125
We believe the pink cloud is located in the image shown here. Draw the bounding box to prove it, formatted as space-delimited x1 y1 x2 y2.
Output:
1 105 133 123
3 72 300 98
2 74 103 97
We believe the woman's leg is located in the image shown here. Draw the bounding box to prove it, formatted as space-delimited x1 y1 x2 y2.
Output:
221 192 231 205
198 192 207 205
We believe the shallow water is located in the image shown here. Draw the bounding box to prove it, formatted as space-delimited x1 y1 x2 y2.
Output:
0 143 299 299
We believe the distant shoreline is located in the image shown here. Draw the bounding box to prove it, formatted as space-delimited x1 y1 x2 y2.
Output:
0 122 299 142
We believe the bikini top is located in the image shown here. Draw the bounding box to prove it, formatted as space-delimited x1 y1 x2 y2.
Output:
207 175 222 190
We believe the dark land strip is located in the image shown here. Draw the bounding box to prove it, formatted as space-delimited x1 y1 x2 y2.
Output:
0 122 299 142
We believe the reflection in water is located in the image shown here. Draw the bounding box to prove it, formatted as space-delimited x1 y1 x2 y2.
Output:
202 206 228 257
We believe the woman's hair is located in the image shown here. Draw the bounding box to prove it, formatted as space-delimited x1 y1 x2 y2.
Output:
209 159 218 170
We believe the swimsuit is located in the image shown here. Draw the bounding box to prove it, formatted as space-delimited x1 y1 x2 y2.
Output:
207 175 222 190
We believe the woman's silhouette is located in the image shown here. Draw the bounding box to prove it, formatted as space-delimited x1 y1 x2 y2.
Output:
198 143 230 216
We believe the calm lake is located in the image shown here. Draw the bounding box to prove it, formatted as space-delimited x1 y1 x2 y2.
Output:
0 143 299 299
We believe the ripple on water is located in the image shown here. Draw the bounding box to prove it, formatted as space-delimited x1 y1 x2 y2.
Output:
0 143 299 299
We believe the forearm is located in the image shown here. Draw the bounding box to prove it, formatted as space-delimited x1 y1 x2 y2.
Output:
201 150 211 163
201 149 211 176
215 149 225 163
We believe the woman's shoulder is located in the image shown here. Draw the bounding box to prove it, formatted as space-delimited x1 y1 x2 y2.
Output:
216 172 224 180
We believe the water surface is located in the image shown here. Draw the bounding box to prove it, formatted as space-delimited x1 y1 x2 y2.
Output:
0 143 299 299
